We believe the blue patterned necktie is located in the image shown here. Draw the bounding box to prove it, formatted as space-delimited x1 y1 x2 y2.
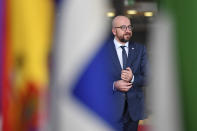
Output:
120 46 127 70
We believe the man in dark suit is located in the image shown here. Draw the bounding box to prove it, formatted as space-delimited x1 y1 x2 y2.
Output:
107 16 147 131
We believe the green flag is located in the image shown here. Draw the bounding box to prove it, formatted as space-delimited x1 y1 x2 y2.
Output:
149 0 197 130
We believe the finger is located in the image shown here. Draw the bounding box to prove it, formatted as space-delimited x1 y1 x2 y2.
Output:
121 78 127 81
125 84 132 88
126 67 132 72
121 74 129 80
121 87 129 91
122 71 132 77
120 79 131 83
122 73 129 78
125 82 132 86
122 72 130 78
123 89 128 92
121 73 127 76
119 86 128 91
124 79 130 83
121 72 128 76
122 87 131 92
121 77 126 81
121 70 129 74
121 74 127 79
121 78 129 82
123 86 131 91
122 87 129 91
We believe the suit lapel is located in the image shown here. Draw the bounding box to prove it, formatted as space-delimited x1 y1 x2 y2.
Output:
127 41 137 70
108 40 122 73
108 40 137 73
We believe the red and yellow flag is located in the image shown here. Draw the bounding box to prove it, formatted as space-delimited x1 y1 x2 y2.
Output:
2 0 54 130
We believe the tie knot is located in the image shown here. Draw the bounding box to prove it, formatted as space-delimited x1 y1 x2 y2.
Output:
120 46 126 50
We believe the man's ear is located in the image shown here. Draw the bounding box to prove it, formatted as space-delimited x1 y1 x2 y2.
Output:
112 28 116 35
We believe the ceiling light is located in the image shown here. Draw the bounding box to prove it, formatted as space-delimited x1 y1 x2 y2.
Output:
144 12 153 17
107 12 115 17
127 10 137 15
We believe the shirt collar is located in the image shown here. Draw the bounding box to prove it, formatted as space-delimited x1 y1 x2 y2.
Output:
113 38 129 49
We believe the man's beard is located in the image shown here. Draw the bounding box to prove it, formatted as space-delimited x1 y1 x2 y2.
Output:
119 33 131 43
120 38 129 43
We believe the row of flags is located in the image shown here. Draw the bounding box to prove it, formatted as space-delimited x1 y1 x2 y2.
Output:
1 0 197 131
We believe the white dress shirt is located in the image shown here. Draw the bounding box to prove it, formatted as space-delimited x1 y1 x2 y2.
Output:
113 39 129 69
113 38 134 83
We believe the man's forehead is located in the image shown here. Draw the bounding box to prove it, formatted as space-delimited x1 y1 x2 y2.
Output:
114 16 130 25
116 16 129 20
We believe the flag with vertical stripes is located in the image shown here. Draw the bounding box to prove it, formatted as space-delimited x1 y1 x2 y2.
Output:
148 0 197 130
2 0 54 130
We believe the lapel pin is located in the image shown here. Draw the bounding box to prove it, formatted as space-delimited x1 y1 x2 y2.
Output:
132 48 134 50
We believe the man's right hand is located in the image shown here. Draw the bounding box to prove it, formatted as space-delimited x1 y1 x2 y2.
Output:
114 80 132 92
121 67 133 82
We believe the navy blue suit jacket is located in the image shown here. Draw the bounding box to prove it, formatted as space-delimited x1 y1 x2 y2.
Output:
106 39 148 122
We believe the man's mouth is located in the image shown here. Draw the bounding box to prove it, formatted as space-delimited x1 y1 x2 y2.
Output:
124 33 131 36
124 34 131 37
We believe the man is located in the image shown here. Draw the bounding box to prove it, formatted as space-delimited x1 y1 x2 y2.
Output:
107 16 147 131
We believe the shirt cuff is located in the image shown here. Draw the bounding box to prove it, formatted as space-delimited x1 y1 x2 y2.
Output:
113 81 116 91
131 75 134 83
